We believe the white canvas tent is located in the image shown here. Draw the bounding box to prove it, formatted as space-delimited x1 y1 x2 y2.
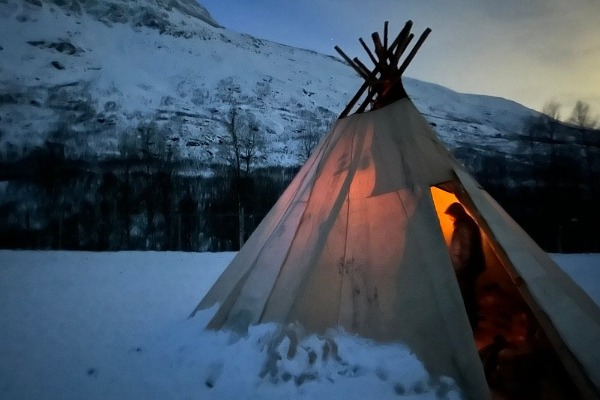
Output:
192 22 600 399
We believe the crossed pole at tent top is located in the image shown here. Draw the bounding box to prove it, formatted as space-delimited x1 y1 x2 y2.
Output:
335 21 431 117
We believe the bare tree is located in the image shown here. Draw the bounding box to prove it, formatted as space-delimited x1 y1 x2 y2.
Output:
119 121 168 167
521 103 562 188
222 104 265 247
296 112 334 162
542 100 561 121
138 122 166 166
538 100 562 145
118 121 178 249
569 100 598 128
297 121 321 162
224 106 264 179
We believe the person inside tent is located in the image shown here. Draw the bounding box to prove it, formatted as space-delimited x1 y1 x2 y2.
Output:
445 202 485 330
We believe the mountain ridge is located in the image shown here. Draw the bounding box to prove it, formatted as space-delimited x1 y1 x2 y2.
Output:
20 0 222 29
0 0 544 168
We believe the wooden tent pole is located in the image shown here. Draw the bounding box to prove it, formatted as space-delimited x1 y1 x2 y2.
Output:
334 46 370 81
337 20 429 117
371 32 387 71
398 28 431 75
391 33 414 68
340 82 369 118
353 57 374 80
383 21 389 51
359 38 378 67
389 20 413 53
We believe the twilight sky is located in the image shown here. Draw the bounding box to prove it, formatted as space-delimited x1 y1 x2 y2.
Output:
200 0 600 117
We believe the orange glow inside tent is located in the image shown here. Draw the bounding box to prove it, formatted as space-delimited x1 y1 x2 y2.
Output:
430 185 461 247
431 185 521 348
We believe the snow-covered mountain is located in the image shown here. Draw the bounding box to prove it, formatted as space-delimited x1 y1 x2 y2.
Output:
0 0 540 168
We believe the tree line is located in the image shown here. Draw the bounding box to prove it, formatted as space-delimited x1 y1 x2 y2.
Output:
0 75 338 251
541 99 598 129
1 83 598 252
0 136 298 251
469 103 600 252
0 98 330 251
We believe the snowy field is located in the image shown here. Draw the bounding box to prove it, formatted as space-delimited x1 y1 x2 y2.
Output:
0 251 598 400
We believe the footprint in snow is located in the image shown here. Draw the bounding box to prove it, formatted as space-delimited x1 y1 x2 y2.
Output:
205 362 223 389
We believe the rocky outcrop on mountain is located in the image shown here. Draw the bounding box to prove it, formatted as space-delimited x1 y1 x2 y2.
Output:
21 0 221 30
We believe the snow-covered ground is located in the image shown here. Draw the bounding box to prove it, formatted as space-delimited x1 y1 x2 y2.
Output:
0 251 598 400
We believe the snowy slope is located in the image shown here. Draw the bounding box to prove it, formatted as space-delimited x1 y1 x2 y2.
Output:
0 250 598 400
0 0 538 168
0 0 354 166
0 250 462 400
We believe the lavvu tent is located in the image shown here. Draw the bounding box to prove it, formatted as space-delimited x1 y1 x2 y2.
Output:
192 21 600 399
